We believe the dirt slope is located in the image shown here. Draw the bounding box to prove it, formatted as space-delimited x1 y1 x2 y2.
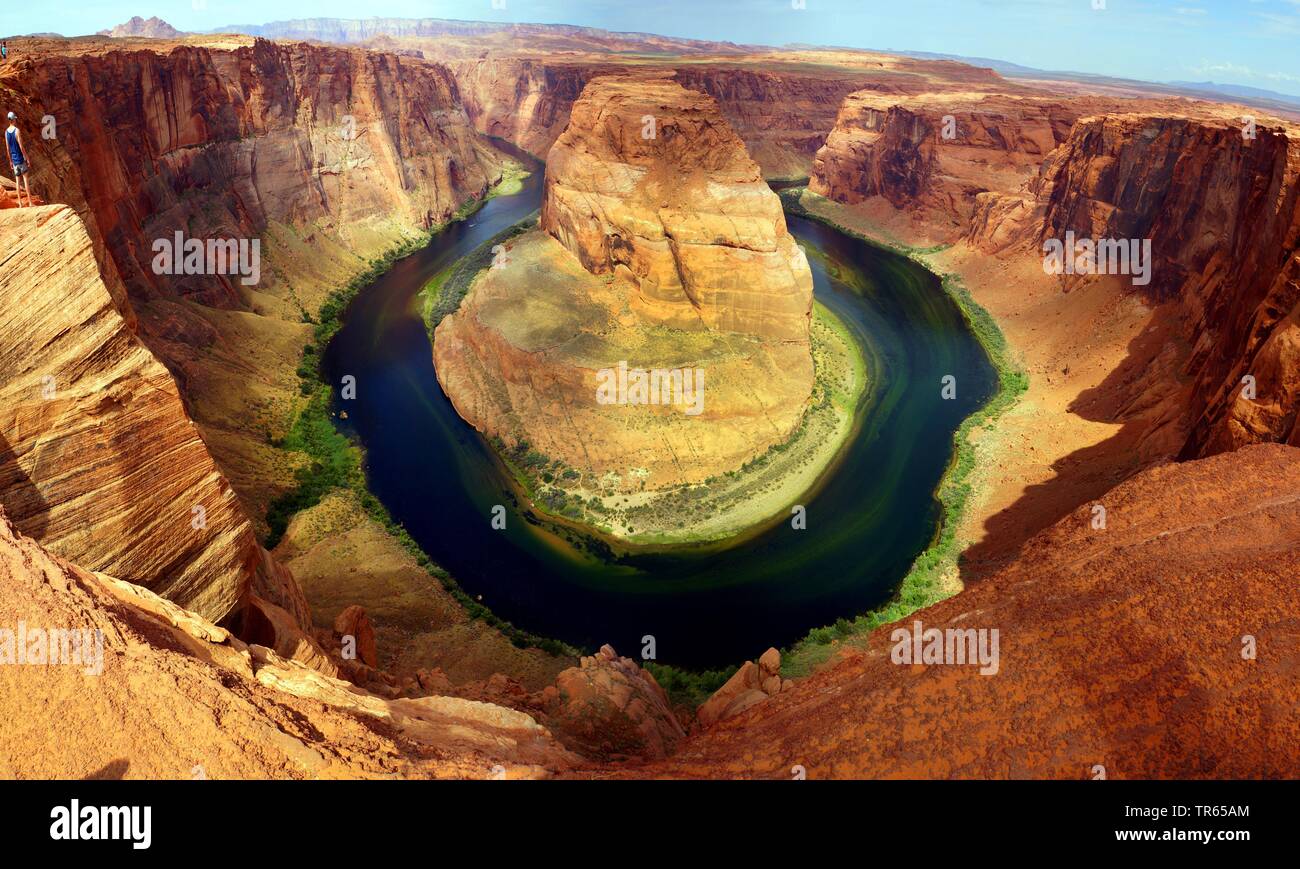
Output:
618 444 1300 779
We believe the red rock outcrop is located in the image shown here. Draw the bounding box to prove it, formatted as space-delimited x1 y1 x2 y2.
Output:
620 444 1300 779
3 38 504 309
449 55 929 178
695 646 788 729
0 205 303 627
447 57 611 158
812 87 1300 465
965 113 1300 459
671 67 879 180
0 38 509 526
542 645 686 761
0 505 576 779
810 91 1082 236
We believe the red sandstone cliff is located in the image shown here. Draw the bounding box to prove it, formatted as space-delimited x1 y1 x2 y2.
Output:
0 38 510 525
965 113 1300 459
811 89 1300 466
447 54 935 179
0 206 303 627
810 91 1084 236
2 38 504 308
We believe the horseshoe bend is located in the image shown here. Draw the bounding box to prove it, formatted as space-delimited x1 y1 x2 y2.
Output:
0 5 1298 792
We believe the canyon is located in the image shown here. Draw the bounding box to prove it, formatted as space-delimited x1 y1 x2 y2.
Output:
803 87 1300 574
1 21 1298 778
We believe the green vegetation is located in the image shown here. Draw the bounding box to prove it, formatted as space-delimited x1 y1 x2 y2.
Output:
645 662 739 709
420 216 537 336
777 187 1030 677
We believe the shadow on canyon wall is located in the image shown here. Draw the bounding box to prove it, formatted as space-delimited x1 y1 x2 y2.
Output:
0 429 49 541
959 297 1190 580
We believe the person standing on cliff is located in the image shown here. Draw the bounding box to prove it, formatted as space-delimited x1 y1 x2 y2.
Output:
1 42 8 61
6 112 33 207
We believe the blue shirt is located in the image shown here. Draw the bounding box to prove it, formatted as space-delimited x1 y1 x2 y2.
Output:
6 127 23 165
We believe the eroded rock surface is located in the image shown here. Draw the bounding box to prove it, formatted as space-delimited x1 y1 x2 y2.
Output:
965 113 1300 460
0 206 302 627
621 445 1300 779
811 91 1081 235
0 506 577 779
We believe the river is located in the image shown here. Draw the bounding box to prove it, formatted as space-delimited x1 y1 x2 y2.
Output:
322 152 996 669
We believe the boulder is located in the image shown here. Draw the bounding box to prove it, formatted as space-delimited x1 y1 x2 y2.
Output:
333 605 378 668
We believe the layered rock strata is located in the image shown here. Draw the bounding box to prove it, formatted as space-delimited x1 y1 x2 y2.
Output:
0 505 575 779
0 206 302 626
965 113 1300 459
810 91 1084 236
0 38 509 524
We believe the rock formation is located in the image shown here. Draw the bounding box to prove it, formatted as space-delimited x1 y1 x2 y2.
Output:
622 444 1300 778
543 645 686 761
541 75 814 340
0 505 576 779
447 56 880 178
96 16 184 39
447 57 612 159
0 37 509 524
965 113 1300 459
0 206 303 627
435 75 815 488
810 91 1086 236
696 646 788 730
812 89 1300 473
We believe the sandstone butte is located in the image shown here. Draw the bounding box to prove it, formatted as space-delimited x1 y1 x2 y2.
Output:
2 27 1300 777
434 74 817 488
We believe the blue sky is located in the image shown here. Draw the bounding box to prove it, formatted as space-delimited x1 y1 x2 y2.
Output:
5 0 1299 96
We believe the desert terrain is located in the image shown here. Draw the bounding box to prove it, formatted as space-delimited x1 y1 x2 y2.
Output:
0 15 1297 778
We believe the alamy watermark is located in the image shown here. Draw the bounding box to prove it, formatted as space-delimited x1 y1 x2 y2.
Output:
0 622 104 675
595 361 705 416
1042 231 1152 287
152 232 261 286
890 619 1000 675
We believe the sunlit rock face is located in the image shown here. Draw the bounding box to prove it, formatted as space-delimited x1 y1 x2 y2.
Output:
0 206 304 626
966 114 1300 458
435 74 815 490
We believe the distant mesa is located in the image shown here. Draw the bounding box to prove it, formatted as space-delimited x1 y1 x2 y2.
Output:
97 16 185 39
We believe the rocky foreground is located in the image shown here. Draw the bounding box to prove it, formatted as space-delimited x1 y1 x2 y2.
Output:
621 444 1300 779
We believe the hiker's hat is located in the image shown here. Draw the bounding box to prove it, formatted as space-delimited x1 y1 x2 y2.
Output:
5 112 14 120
